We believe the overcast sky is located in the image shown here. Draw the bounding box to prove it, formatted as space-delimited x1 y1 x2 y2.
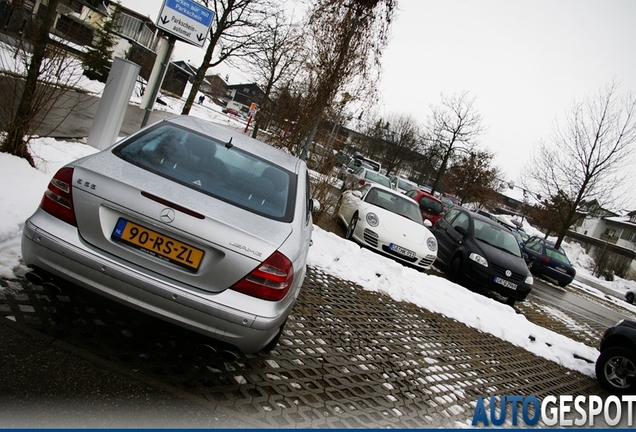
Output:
119 0 636 207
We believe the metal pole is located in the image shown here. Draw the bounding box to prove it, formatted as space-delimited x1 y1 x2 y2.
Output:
141 34 176 128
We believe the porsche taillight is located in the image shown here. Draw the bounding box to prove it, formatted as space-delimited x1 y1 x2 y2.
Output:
40 167 77 226
231 251 294 301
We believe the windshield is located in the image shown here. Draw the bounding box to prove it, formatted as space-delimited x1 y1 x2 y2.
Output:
473 220 521 256
365 188 423 223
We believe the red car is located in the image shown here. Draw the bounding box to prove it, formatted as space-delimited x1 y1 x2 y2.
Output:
405 189 445 225
222 107 239 116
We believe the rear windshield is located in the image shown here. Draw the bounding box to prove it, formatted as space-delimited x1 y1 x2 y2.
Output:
113 124 295 221
546 247 571 265
419 196 443 214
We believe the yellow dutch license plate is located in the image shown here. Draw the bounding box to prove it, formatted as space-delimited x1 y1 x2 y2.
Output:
112 218 204 271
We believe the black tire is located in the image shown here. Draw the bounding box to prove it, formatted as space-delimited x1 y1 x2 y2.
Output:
345 213 358 240
626 292 635 304
505 297 516 307
449 256 463 284
595 346 636 394
558 281 568 288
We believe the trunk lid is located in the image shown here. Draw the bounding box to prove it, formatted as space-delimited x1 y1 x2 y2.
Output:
70 151 293 293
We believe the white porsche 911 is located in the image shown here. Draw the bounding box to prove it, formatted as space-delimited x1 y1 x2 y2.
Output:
336 184 438 270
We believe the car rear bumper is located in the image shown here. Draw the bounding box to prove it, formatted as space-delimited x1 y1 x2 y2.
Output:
534 265 574 285
21 215 293 354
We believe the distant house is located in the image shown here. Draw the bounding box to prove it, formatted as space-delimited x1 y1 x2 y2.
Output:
161 61 194 97
202 74 229 101
491 184 534 220
573 207 636 250
225 83 266 115
162 60 211 98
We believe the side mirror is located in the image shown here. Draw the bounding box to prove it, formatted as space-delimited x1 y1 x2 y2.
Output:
310 198 321 213
423 219 432 228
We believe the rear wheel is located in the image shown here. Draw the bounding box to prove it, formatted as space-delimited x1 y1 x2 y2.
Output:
558 281 568 287
505 297 516 307
595 346 636 394
626 292 635 304
345 213 358 240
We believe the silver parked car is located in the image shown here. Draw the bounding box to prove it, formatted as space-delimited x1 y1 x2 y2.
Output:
22 116 319 354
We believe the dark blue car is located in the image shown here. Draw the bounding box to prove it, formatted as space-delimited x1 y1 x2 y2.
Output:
521 237 576 287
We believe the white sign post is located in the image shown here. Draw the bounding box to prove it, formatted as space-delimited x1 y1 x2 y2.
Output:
156 0 214 48
140 0 215 127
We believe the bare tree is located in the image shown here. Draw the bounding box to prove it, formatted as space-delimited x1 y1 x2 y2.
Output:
361 113 422 177
289 0 395 160
0 0 81 165
523 82 636 249
425 92 485 195
180 0 270 116
240 6 304 138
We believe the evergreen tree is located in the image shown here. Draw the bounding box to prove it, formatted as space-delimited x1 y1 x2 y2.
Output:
82 4 120 82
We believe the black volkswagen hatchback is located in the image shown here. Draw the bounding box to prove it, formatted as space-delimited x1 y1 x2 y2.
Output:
431 207 534 306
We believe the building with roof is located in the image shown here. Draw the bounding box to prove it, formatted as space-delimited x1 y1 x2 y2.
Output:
573 209 636 251
224 83 266 116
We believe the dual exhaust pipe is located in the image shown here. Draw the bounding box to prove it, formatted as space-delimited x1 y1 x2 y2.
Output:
24 268 62 294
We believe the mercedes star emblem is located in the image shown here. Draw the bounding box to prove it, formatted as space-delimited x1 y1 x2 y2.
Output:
160 208 175 224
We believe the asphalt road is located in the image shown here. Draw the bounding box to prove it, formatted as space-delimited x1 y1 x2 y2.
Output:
0 75 174 139
528 278 628 328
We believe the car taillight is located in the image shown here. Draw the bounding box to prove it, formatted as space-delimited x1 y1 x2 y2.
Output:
231 251 294 301
40 167 77 226
359 179 366 186
541 257 550 264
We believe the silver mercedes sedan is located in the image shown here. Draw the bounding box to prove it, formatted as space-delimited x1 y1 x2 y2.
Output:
22 116 319 354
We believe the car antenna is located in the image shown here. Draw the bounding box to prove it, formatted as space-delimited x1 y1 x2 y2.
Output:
225 137 233 149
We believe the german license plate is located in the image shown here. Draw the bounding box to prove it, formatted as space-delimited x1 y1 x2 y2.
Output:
494 276 517 290
389 243 416 258
112 218 204 271
555 266 567 274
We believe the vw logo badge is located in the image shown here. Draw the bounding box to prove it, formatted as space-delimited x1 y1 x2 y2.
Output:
160 208 175 224
505 270 512 277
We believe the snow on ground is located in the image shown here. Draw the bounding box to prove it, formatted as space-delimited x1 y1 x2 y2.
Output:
1 59 636 380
